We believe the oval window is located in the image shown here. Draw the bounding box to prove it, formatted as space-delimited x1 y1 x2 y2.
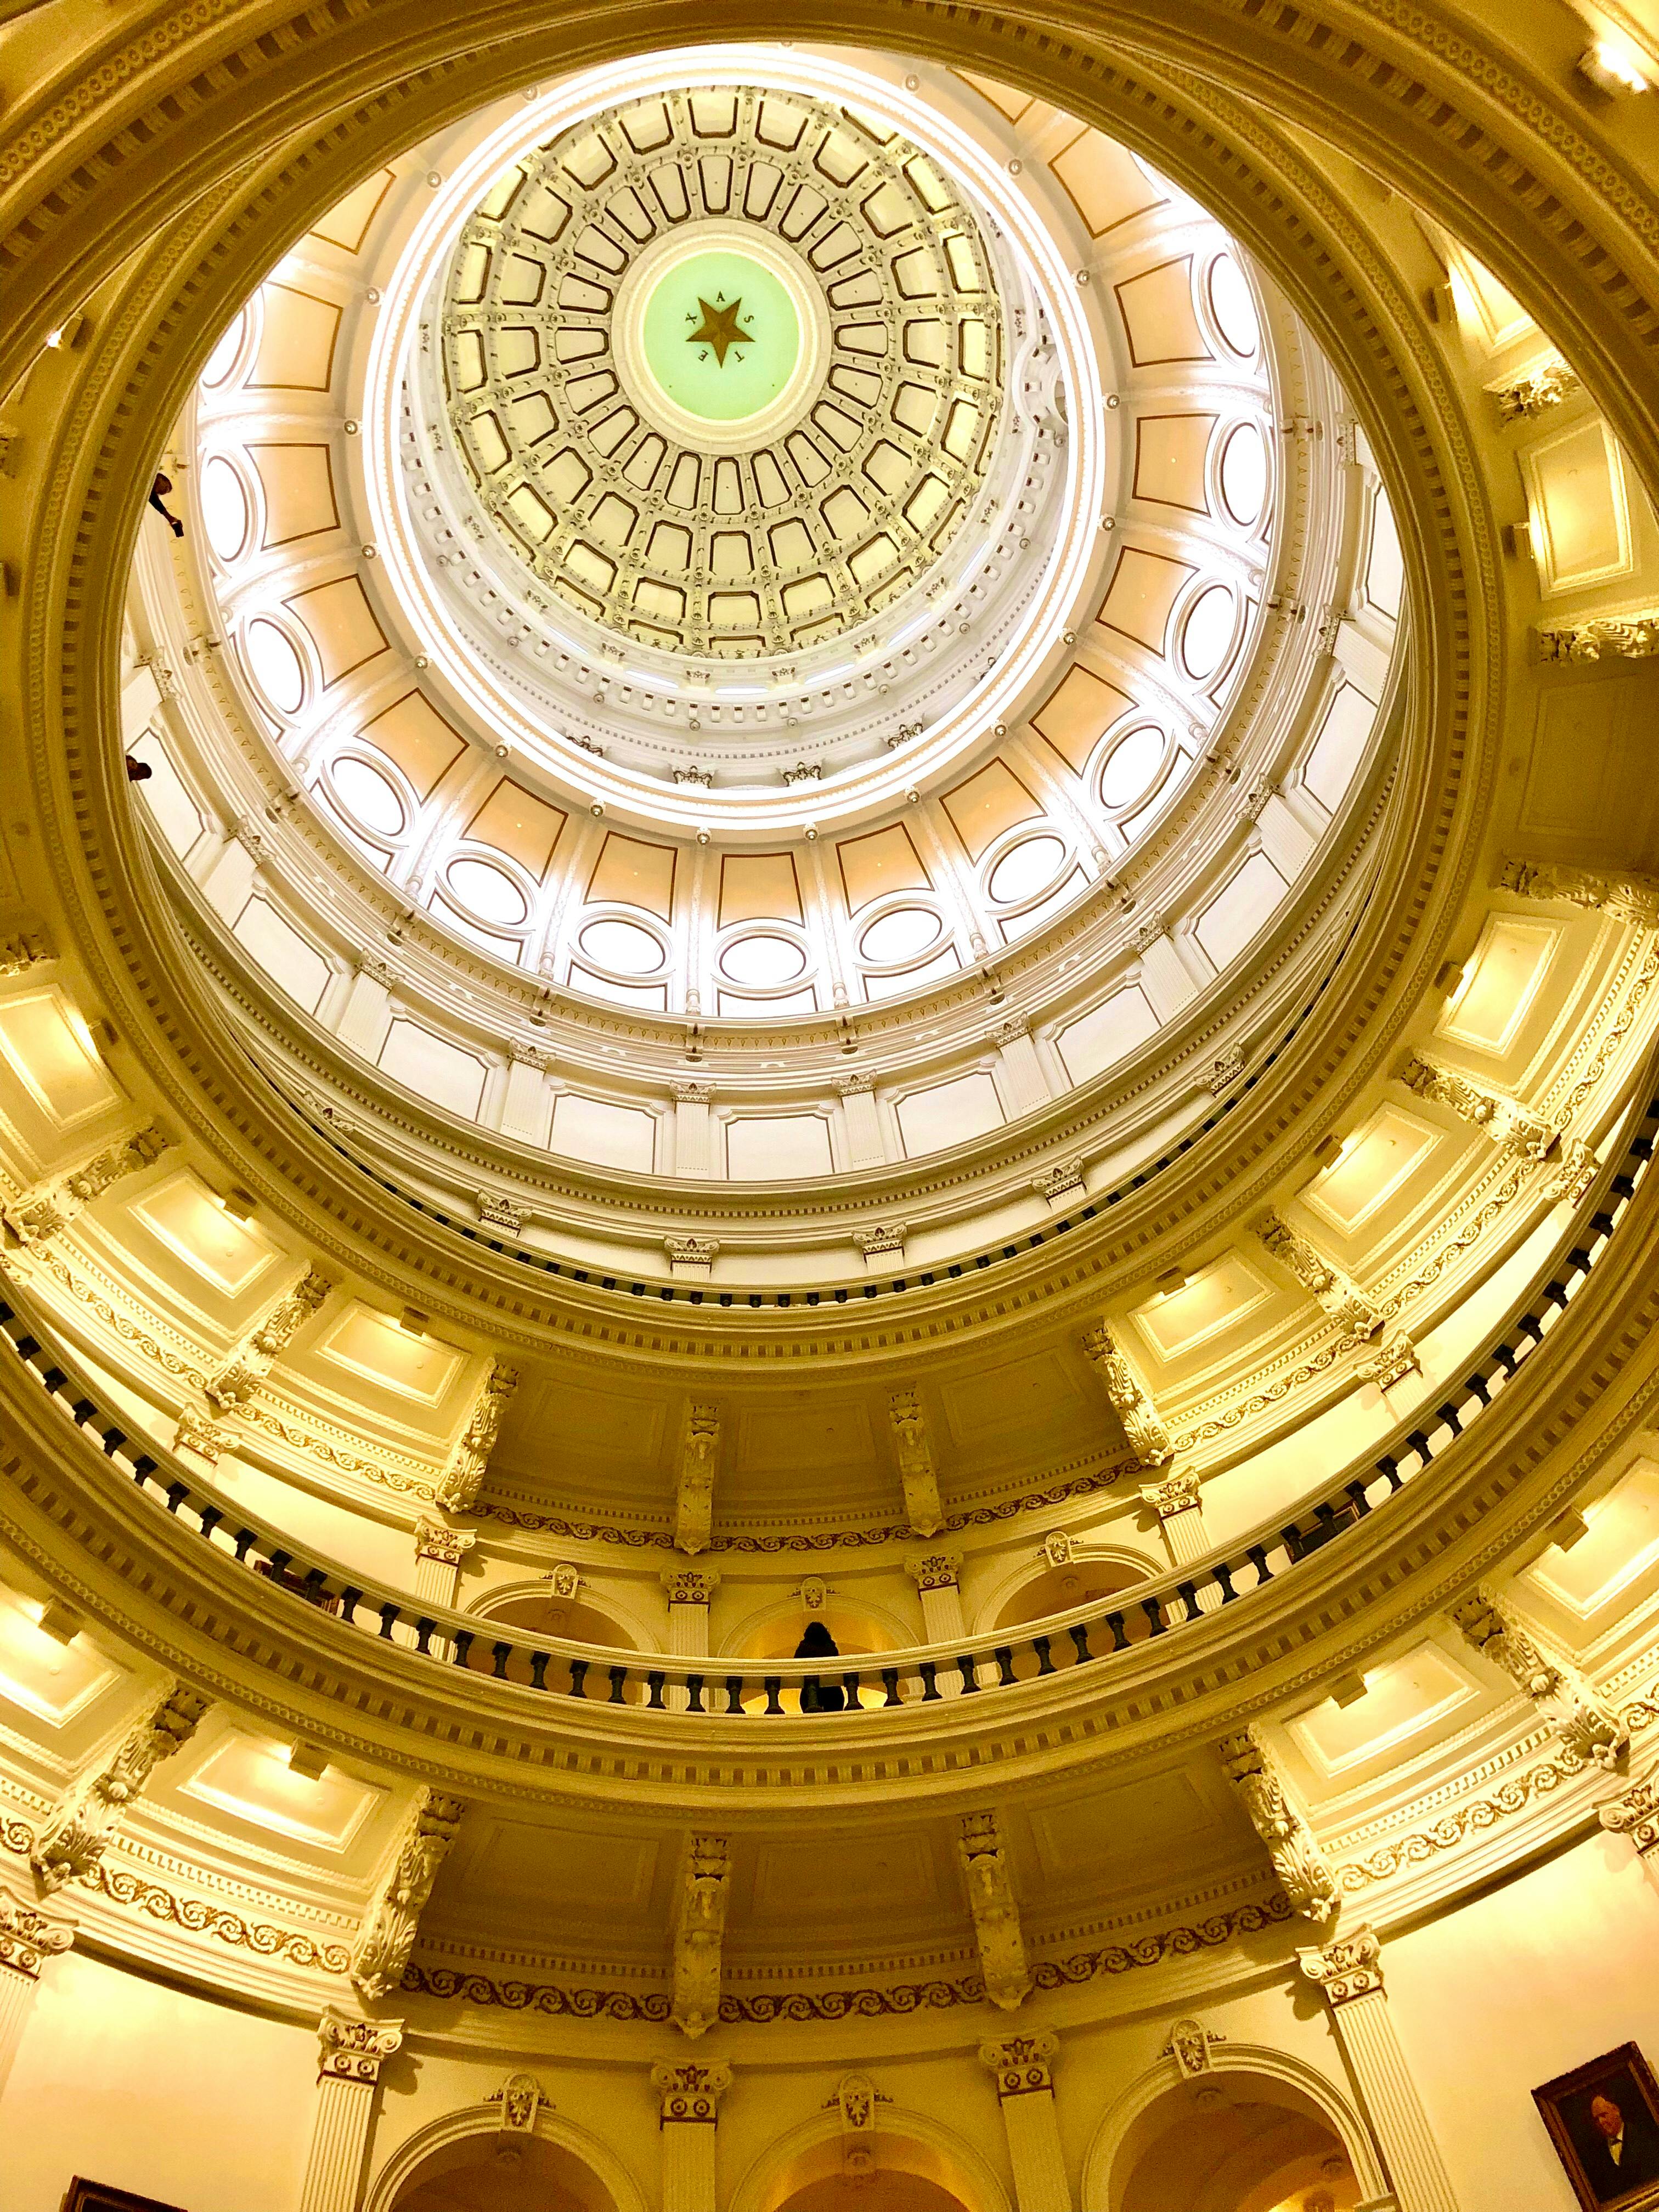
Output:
331 757 405 838
244 619 305 715
578 916 665 976
1219 423 1268 527
1099 724 1166 812
1181 586 1237 681
988 834 1066 906
720 934 807 988
201 312 246 390
859 906 943 965
1208 255 1260 357
200 457 250 562
446 856 528 926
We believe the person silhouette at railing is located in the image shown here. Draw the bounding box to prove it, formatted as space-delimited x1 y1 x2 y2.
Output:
795 1618 845 1713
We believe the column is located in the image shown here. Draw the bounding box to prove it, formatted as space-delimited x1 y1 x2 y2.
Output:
836 1072 885 1167
1298 1928 1460 2212
990 1019 1049 1116
501 1042 551 1143
298 2008 403 2212
673 1082 715 1177
412 1519 474 1612
1130 913 1197 1018
979 2033 1069 2212
651 2059 730 2212
0 1876 74 2102
906 1551 967 1692
662 1566 716 1712
1140 1469 1211 1570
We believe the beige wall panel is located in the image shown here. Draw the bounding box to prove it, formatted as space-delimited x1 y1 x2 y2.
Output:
0 991 120 1148
231 895 333 1014
172 1726 386 1851
1436 916 1560 1059
734 1397 876 1473
378 1018 486 1120
1132 412 1217 514
550 1089 658 1173
498 1375 667 1470
283 575 388 687
1049 128 1166 236
0 1574 127 1728
719 850 804 926
1029 662 1132 772
312 1305 467 1410
1029 1767 1232 1884
895 1069 1005 1157
1130 1254 1277 1366
940 757 1043 860
1191 849 1288 969
586 831 677 917
466 777 567 875
249 442 338 548
1056 983 1160 1084
726 1112 833 1180
129 730 208 856
1362 490 1406 618
1517 674 1659 866
249 281 342 390
307 165 396 253
950 67 1035 122
1521 1454 1659 1632
938 1348 1085 1449
1097 545 1195 653
1282 1643 1483 1787
128 1169 285 1304
1300 681 1379 815
1300 1105 1444 1240
1522 418 1632 594
1113 256 1208 364
359 691 468 799
836 821 931 911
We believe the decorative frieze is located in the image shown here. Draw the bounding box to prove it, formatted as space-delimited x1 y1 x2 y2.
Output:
670 1833 731 2040
1492 357 1582 421
32 1680 212 1892
1256 1210 1383 1340
674 1402 720 1556
1080 1322 1173 1467
1451 1586 1628 1768
888 1386 945 1536
855 1220 906 1261
4 1124 174 1244
1031 1158 1085 1206
958 1809 1030 2011
1217 1726 1339 1922
434 1358 518 1514
1537 608 1659 662
652 2057 731 2121
349 1788 466 2001
317 2008 404 2084
205 1267 331 1409
1398 1052 1555 1160
979 2030 1057 2097
665 1234 719 1276
1498 856 1659 931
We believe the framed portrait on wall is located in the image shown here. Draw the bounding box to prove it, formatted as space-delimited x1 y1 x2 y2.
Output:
1534 2044 1659 2210
63 2182 186 2212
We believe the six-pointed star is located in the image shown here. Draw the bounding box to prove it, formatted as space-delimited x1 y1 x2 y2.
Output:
686 294 752 367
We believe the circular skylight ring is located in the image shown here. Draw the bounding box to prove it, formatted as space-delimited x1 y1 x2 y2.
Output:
1218 422 1268 528
1098 721 1168 814
577 914 670 979
1179 584 1238 682
986 832 1068 909
858 904 946 968
718 932 810 988
445 855 531 927
1207 254 1261 358
200 456 251 563
242 619 307 718
330 755 408 839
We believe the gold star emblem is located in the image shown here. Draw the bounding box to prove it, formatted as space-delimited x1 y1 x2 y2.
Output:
686 294 752 368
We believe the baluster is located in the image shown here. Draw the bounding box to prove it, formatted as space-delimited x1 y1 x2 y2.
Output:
1141 1594 1165 1637
1068 1622 1092 1664
647 1671 667 1709
686 1673 705 1714
491 1641 511 1679
414 1620 434 1656
956 1654 981 1692
340 1586 362 1625
1245 1543 1272 1584
607 1666 628 1703
1032 1635 1056 1676
569 1656 589 1698
198 1505 222 1539
881 1668 902 1707
764 1675 783 1716
379 1601 400 1639
1176 1580 1200 1622
725 1674 744 1714
1211 1562 1238 1605
993 1646 1015 1688
918 1661 940 1702
452 1628 473 1668
1103 1611 1130 1652
842 1670 864 1711
529 1651 549 1690
165 1483 189 1514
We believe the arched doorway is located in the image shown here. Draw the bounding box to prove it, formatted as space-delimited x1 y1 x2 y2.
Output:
391 2134 617 2212
774 2177 974 2212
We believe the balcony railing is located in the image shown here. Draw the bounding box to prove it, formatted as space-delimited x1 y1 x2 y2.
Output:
0 1087 1651 1715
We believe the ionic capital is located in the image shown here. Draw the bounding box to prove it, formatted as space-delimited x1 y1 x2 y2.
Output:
317 2006 404 2084
1297 1925 1384 2007
978 2030 1058 2097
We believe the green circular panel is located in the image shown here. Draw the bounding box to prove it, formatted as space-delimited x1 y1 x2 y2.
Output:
640 249 802 424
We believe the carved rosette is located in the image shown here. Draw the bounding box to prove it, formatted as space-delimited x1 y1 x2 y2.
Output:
317 2007 404 2084
349 1789 466 2001
889 1387 945 1537
979 2030 1058 2097
32 1681 212 1892
1217 1726 1339 1923
1080 1323 1173 1468
652 2058 731 2122
435 1359 519 1514
1297 1925 1384 2006
0 1884 74 1981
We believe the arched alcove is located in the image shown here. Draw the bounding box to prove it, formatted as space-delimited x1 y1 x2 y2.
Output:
992 1558 1149 1634
1084 2044 1386 2212
457 1584 645 1694
366 2101 648 2212
728 2100 1012 2212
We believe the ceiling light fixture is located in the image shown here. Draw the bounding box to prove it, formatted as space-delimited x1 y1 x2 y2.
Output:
1578 41 1651 93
